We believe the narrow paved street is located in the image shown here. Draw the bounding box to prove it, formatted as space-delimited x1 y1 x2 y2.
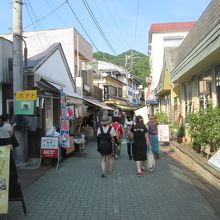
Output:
8 142 219 220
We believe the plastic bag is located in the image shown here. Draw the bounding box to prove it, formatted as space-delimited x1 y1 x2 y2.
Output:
147 148 156 172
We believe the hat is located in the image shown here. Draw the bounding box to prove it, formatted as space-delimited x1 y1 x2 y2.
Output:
101 116 112 125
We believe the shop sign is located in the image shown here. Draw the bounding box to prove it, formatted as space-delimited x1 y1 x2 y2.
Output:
145 99 159 105
16 90 37 100
0 146 10 215
15 100 34 115
41 137 59 158
158 125 170 142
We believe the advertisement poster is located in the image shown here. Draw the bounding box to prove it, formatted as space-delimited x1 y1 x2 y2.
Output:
208 150 220 172
0 146 10 215
41 137 59 158
158 125 170 142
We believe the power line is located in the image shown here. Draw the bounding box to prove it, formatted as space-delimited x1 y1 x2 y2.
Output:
96 0 130 51
45 0 68 27
66 1 114 64
66 0 99 52
24 0 46 49
133 0 140 50
24 0 68 29
110 0 131 50
81 0 118 56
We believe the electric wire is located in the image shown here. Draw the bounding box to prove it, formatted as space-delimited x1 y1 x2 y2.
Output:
25 0 51 47
66 1 113 64
93 0 129 52
23 0 68 29
45 0 68 27
81 0 118 56
23 0 45 50
133 0 140 51
66 0 99 52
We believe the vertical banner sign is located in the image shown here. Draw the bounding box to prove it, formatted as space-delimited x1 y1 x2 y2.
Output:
0 146 10 215
60 88 70 148
103 85 109 101
158 125 170 142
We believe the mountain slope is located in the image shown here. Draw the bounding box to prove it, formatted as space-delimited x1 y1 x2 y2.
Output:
93 50 150 85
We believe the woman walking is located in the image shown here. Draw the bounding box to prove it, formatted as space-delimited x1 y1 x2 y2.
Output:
97 116 119 178
130 115 150 177
147 115 159 159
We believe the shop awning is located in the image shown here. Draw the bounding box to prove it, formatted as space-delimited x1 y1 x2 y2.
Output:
83 97 114 110
145 99 159 105
105 99 139 111
35 74 83 100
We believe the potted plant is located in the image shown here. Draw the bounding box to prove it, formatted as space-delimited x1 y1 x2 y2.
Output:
177 124 185 143
169 123 174 140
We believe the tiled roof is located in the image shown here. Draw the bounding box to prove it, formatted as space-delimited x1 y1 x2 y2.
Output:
149 22 196 33
175 0 218 68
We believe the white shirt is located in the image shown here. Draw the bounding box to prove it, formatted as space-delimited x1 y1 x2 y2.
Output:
2 123 12 136
0 126 10 138
97 125 116 137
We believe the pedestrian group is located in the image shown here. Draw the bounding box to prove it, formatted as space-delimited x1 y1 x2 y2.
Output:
97 113 159 178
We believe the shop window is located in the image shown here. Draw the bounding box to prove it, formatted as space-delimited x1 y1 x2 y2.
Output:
199 71 212 109
215 65 220 107
118 87 122 97
81 70 88 85
183 82 192 119
128 79 132 87
109 86 117 96
45 97 53 133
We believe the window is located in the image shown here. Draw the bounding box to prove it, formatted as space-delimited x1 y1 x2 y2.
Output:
81 70 88 85
109 86 117 96
199 71 212 109
183 82 192 117
215 65 220 107
128 79 132 87
118 87 122 97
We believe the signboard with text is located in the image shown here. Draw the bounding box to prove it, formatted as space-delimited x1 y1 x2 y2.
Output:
41 137 59 158
158 124 170 142
0 146 10 215
15 90 37 115
208 150 220 172
16 90 37 100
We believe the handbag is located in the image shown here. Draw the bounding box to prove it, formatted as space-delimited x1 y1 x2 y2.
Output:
11 135 19 148
147 147 155 172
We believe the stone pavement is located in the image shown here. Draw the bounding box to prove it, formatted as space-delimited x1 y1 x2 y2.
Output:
6 141 220 220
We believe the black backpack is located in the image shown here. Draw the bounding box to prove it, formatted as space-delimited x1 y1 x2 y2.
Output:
97 126 112 155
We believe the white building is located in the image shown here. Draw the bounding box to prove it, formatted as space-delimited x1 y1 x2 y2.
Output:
94 60 140 107
0 37 13 115
148 22 195 94
2 28 93 95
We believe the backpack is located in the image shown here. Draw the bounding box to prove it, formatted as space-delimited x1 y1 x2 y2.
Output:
97 126 112 155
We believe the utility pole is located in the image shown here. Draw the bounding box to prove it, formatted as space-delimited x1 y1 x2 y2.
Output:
13 0 26 162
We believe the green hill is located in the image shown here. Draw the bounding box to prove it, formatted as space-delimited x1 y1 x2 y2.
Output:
93 50 150 85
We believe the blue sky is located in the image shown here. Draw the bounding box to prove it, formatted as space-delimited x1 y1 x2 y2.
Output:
0 0 212 55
